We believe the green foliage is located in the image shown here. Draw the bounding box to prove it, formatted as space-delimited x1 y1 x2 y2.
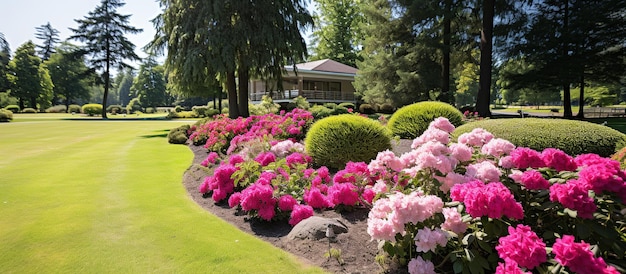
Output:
167 111 197 119
82 104 103 116
309 105 334 120
453 118 626 157
174 105 184 113
131 56 169 108
8 41 47 109
305 114 391 169
46 105 67 113
45 42 93 108
22 108 37 113
611 146 626 169
106 105 123 114
0 92 18 108
358 103 375 115
68 104 81 114
249 95 280 115
192 106 210 118
291 96 310 110
338 102 355 110
387 101 464 139
323 103 338 109
310 0 363 68
5 105 20 113
167 124 190 144
145 107 156 114
126 98 142 114
0 109 13 122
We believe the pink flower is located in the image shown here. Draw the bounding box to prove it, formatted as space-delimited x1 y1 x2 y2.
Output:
498 155 515 169
408 257 436 274
289 204 314 226
372 181 388 194
392 192 443 225
414 227 448 253
430 117 456 133
541 148 577 171
578 164 624 194
465 161 502 182
286 152 310 167
495 258 531 274
278 195 297 211
520 170 550 190
450 180 524 219
552 235 615 274
481 138 516 157
549 180 597 219
436 172 470 193
258 205 276 221
509 147 545 169
449 143 474 162
411 127 450 148
496 224 547 269
327 183 360 206
228 192 242 207
254 151 276 166
457 128 494 147
201 152 220 167
228 154 245 165
362 187 376 204
240 182 276 213
369 150 405 173
441 207 468 234
270 140 305 157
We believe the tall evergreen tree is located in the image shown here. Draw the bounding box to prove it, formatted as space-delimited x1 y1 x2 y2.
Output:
35 22 61 61
310 0 364 67
69 0 142 119
131 55 168 109
7 41 48 110
45 42 92 111
0 32 10 93
159 0 312 118
115 68 134 106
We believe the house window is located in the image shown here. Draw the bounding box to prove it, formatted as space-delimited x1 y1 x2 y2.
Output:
303 81 341 91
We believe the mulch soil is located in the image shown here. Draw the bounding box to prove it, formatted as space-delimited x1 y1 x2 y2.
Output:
181 139 414 274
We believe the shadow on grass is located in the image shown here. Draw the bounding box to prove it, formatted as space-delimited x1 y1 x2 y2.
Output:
139 129 172 139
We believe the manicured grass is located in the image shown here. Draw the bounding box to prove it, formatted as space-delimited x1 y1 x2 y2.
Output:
0 120 324 273
494 105 580 114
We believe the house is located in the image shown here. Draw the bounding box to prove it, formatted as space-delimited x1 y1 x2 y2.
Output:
249 59 358 105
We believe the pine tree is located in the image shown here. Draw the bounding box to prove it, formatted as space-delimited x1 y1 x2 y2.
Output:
45 42 93 111
35 22 60 61
69 0 142 119
0 32 10 93
131 55 167 109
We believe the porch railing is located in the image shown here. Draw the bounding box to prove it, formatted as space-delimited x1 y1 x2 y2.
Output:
250 90 355 102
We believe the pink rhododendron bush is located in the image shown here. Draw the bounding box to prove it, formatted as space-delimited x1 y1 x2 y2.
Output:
366 118 625 274
191 110 625 273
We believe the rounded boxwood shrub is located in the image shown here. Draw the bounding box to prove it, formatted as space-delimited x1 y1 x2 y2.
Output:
305 114 392 170
168 124 190 144
22 108 37 113
68 104 82 114
4 105 20 113
107 104 123 114
358 103 375 115
379 103 395 114
387 101 464 139
452 118 626 157
309 105 333 120
46 105 67 113
338 102 356 110
82 104 103 116
0 109 13 122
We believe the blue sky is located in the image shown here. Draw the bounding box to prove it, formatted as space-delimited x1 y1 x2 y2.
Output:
0 0 162 59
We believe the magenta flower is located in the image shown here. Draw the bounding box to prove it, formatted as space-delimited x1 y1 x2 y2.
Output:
541 148 577 171
327 183 360 206
520 169 551 190
278 195 297 211
509 147 545 169
254 151 276 166
285 152 310 167
201 152 220 167
552 235 618 274
303 187 333 209
228 192 242 207
450 180 524 219
549 180 597 219
495 258 531 274
289 204 314 226
496 224 547 269
578 164 624 194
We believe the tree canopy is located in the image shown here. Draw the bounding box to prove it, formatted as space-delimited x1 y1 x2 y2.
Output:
45 42 93 111
35 22 61 61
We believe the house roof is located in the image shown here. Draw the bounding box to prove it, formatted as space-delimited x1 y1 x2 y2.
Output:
293 59 358 75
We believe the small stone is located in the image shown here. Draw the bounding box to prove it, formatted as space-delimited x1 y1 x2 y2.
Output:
286 216 348 240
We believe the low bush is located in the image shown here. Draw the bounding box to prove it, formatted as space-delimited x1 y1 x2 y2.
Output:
4 105 20 113
338 102 356 110
331 105 349 115
46 105 67 113
323 103 338 109
387 101 464 139
192 106 210 117
309 105 333 120
167 111 198 119
358 104 375 115
126 98 142 114
145 107 156 114
107 105 124 114
378 103 395 114
305 114 391 170
453 118 626 157
82 104 103 116
168 124 190 144
174 105 184 113
0 109 13 122
68 104 82 114
611 146 626 169
291 96 310 110
22 108 37 113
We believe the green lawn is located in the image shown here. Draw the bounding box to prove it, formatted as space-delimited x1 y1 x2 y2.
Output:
0 119 324 273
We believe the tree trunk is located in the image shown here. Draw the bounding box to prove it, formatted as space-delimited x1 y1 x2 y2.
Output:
30 97 37 110
226 71 239 118
561 0 573 118
19 99 24 111
576 73 585 118
218 89 223 114
476 0 494 117
237 65 250 118
440 0 452 104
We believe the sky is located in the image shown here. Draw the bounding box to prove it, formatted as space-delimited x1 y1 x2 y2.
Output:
0 0 162 61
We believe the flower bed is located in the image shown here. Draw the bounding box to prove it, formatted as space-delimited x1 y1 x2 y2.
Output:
189 111 626 273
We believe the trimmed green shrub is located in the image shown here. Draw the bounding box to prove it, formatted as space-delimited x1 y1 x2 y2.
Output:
379 103 395 114
46 105 67 113
331 106 349 115
107 105 123 114
309 105 333 120
167 111 198 119
145 107 156 114
323 103 338 109
0 109 13 122
4 105 20 113
206 109 220 117
68 104 82 114
126 98 142 114
358 103 375 115
338 102 356 110
291 96 310 110
168 124 190 144
387 101 464 139
82 104 103 116
192 106 210 117
22 108 37 113
174 105 184 113
305 114 392 170
452 118 626 157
